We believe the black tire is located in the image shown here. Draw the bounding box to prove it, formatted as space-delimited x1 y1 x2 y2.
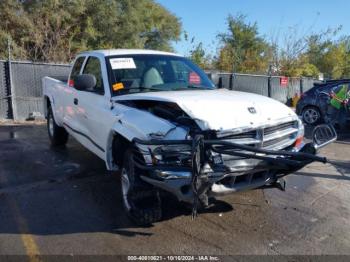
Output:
47 106 69 146
120 148 162 225
302 106 322 125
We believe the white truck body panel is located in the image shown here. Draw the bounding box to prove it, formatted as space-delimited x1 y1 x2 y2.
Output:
112 89 298 131
43 49 301 171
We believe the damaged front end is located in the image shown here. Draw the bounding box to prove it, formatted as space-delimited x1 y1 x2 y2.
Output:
132 123 337 216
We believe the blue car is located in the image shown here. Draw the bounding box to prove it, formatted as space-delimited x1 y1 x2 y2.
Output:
296 79 350 125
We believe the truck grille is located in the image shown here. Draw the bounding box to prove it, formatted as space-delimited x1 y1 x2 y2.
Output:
217 120 299 150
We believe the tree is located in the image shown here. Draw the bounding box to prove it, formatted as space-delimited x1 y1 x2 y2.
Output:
272 26 345 78
22 0 87 62
305 32 348 79
188 42 212 69
216 14 272 73
0 0 30 59
0 0 181 62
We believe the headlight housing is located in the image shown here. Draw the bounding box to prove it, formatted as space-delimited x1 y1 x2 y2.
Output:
297 118 305 138
294 118 305 150
152 144 192 165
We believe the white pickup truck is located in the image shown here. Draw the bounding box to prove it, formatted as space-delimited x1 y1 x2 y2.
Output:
43 49 336 225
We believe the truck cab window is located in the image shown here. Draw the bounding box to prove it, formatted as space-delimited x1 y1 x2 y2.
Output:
82 57 104 94
69 56 85 87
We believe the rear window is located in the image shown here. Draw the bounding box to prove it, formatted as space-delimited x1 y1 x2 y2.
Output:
69 56 85 86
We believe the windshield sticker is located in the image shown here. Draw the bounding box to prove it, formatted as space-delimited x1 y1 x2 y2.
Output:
189 71 201 85
110 58 136 70
112 82 124 91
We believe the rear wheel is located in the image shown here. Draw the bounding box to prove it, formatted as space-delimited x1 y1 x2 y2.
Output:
302 106 321 125
47 107 68 146
120 148 162 225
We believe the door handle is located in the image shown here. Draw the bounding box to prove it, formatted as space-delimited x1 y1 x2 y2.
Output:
73 98 78 105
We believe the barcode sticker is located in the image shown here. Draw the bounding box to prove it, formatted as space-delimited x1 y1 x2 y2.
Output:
110 58 136 70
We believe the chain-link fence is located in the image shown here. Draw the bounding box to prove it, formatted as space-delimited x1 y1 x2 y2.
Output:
0 61 321 121
0 61 10 119
208 72 320 106
10 61 70 120
0 60 70 121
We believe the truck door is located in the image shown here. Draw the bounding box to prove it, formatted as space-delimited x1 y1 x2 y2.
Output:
72 56 111 159
62 56 86 132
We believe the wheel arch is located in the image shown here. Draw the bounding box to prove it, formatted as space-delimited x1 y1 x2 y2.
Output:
105 118 150 171
43 95 52 119
105 130 133 171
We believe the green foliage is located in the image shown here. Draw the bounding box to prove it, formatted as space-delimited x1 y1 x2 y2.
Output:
214 14 350 79
0 0 181 62
2 2 349 79
216 14 272 74
0 0 30 59
188 42 212 69
283 59 320 78
305 39 348 79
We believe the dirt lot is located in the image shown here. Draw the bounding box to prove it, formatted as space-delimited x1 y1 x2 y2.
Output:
0 123 350 258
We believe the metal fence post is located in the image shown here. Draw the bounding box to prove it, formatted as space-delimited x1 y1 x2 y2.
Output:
3 61 13 119
229 73 233 90
267 76 272 97
7 39 17 120
300 77 303 94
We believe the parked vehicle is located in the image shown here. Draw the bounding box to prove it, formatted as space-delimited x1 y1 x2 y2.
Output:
43 49 336 225
296 79 350 125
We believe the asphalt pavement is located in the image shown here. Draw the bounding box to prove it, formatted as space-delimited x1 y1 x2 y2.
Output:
0 122 350 259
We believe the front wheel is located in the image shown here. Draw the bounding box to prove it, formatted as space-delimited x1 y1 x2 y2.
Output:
120 148 162 225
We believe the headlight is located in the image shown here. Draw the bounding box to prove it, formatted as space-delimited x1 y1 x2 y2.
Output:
153 144 191 155
152 144 192 165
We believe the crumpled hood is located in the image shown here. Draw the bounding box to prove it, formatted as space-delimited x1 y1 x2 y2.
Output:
113 89 297 131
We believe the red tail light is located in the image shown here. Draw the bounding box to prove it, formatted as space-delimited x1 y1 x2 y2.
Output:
68 79 74 87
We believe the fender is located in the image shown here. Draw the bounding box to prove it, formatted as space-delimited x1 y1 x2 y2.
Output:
43 94 56 120
43 93 65 127
43 94 52 118
104 121 145 171
104 107 188 170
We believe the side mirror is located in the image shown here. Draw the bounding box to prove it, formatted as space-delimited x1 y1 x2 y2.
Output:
312 124 337 150
74 74 96 91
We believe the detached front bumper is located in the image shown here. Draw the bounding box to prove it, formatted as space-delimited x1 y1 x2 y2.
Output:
132 125 337 204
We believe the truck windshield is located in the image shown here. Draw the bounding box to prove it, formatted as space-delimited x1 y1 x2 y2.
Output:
107 54 215 95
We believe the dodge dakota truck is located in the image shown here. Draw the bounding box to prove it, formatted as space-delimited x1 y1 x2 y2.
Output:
43 49 336 225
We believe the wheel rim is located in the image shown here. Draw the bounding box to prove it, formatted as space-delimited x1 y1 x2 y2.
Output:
303 108 319 124
48 115 54 137
121 168 131 211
